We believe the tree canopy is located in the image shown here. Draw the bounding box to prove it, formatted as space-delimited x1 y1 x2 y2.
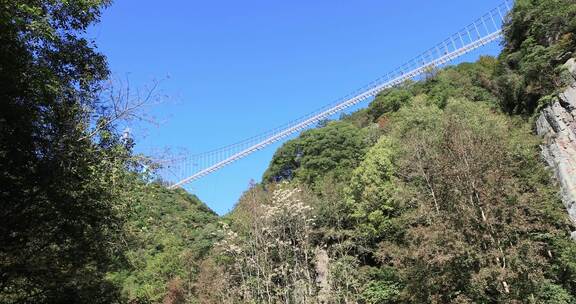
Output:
263 121 369 188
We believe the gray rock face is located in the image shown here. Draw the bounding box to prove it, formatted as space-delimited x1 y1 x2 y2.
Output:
536 58 576 224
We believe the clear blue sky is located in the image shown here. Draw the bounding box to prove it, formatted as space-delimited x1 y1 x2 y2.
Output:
89 0 505 215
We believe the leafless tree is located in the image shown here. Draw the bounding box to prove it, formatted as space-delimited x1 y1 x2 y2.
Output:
79 76 168 142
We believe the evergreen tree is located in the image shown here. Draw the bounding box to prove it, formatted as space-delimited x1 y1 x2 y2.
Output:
0 1 127 302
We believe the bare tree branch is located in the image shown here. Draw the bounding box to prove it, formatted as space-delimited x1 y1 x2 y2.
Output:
78 76 168 142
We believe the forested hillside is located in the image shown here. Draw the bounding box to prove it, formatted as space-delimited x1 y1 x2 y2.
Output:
107 185 218 302
2 0 576 303
194 0 576 303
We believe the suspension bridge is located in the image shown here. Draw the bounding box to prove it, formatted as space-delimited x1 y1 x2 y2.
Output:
161 0 513 189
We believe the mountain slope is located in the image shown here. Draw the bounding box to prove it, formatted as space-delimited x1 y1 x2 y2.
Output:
108 184 219 303
191 1 576 302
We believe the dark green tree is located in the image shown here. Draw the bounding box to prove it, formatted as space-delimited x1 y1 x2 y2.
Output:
263 121 368 188
367 88 413 120
497 0 576 114
0 1 132 303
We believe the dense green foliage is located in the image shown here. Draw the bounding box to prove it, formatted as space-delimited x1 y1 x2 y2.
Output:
0 1 218 303
197 63 576 302
496 0 576 115
108 184 218 303
375 99 573 302
263 121 369 187
0 1 124 302
193 1 576 302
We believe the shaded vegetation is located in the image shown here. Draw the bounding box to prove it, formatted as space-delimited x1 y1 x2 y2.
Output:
496 0 576 115
0 1 122 302
108 184 218 303
0 1 218 303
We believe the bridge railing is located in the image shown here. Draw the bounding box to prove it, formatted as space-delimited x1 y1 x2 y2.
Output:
162 0 514 188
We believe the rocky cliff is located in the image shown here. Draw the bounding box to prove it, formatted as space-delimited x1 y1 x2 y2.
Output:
536 58 576 228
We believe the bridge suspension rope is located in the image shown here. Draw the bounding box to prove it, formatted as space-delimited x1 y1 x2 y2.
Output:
163 0 513 189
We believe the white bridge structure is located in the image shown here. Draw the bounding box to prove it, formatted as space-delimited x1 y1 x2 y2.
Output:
163 0 513 189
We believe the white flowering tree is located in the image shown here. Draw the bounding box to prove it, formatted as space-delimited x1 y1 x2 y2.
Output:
215 184 317 303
